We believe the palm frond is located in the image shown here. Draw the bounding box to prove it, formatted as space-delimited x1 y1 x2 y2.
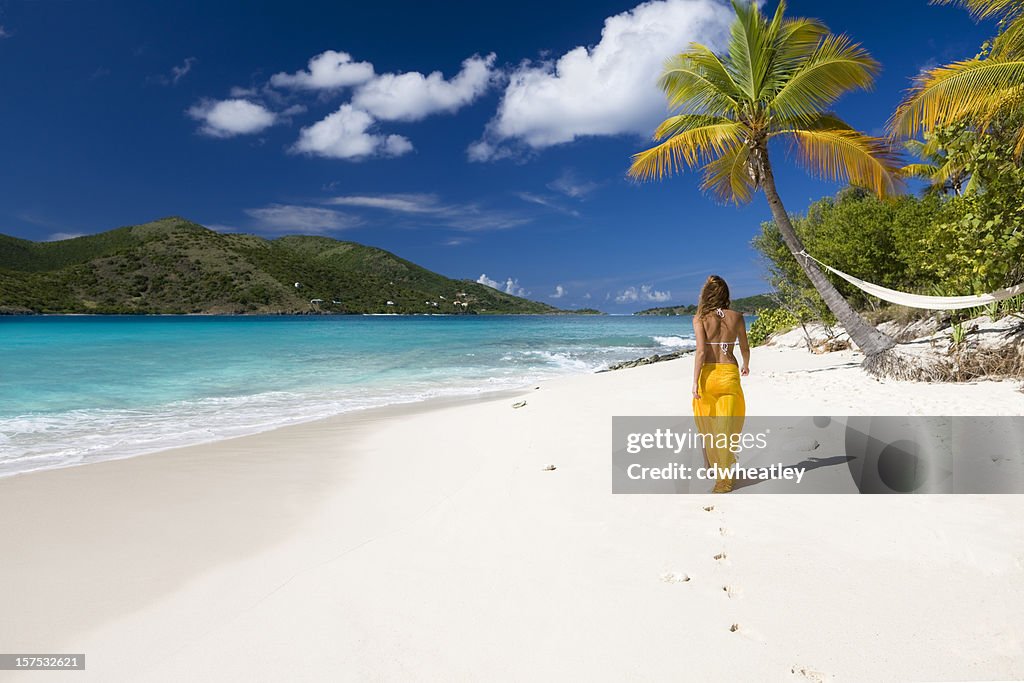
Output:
653 114 734 141
658 54 739 116
932 0 1024 22
628 121 743 181
773 110 855 133
700 142 756 203
991 13 1024 58
900 162 940 178
890 58 1024 137
659 44 744 114
770 34 879 123
976 81 1024 132
727 0 781 100
774 127 903 196
929 156 967 185
903 138 929 157
774 16 830 64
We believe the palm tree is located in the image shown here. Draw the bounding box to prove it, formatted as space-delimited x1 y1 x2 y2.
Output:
628 0 902 362
900 130 977 196
891 0 1024 154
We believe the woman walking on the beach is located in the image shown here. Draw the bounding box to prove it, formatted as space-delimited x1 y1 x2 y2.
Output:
691 275 749 493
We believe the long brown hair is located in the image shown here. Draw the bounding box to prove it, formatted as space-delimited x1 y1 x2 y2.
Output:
695 275 730 320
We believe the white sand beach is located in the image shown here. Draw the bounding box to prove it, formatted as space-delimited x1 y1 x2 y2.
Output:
1 344 1022 682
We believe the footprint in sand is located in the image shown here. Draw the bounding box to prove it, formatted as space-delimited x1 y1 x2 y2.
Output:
703 505 715 512
659 571 691 584
791 665 832 682
713 552 727 561
722 584 742 598
719 527 733 536
729 623 740 632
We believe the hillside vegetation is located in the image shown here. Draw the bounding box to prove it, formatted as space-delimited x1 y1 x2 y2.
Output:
0 218 562 315
634 294 777 316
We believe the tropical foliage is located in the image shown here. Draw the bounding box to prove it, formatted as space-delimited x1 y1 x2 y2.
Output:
752 180 1024 322
747 307 799 347
899 124 978 195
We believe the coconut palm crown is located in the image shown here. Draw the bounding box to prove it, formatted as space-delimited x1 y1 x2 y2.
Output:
629 0 903 361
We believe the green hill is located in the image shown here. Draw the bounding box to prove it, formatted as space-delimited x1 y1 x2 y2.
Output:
635 294 777 316
0 217 562 315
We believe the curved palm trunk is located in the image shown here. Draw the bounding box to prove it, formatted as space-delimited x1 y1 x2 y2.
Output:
757 150 896 357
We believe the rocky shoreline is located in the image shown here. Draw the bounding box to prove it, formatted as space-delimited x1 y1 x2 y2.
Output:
599 348 693 372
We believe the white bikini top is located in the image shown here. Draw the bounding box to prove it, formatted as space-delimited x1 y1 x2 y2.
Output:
703 308 735 353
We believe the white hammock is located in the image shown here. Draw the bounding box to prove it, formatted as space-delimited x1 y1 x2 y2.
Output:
798 250 1024 311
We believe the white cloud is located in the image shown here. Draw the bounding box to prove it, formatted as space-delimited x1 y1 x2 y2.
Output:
328 193 440 213
382 134 414 156
270 50 375 90
150 57 198 86
615 284 672 303
188 99 278 137
244 204 362 233
504 278 528 297
229 86 259 98
171 57 197 84
548 169 600 198
203 51 498 160
466 140 515 163
327 193 529 231
477 273 502 289
291 104 413 159
477 274 528 296
281 104 308 117
471 0 732 158
352 54 496 122
46 232 85 241
0 26 10 39
550 285 567 299
516 192 579 217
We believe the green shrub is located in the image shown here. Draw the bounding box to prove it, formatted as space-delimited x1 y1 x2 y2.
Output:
748 307 798 346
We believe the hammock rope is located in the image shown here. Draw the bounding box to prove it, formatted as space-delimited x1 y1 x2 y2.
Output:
797 250 1024 311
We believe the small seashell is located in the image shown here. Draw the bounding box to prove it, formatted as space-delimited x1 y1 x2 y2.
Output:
542 464 556 471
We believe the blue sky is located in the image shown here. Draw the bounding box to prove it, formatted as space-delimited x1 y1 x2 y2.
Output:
0 0 997 311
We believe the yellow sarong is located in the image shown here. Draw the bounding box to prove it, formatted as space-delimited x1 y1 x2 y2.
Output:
692 363 746 493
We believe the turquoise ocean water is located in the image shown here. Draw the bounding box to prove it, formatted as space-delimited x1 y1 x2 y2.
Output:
0 314 712 477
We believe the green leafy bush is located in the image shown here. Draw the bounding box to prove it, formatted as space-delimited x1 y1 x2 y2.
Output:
748 308 798 346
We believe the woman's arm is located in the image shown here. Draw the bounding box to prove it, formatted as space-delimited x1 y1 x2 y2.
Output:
737 313 751 376
692 315 705 399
